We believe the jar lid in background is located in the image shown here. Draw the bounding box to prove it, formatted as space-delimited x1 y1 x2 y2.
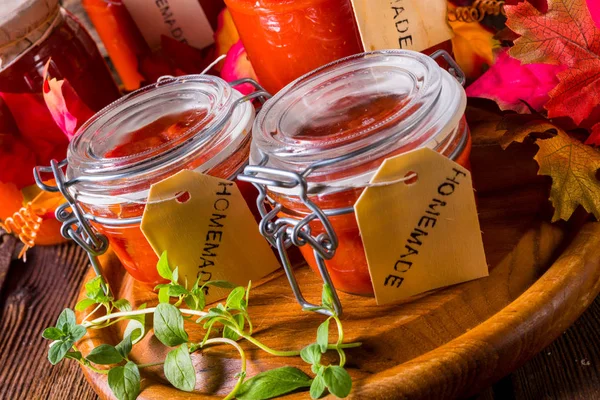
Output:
0 0 60 69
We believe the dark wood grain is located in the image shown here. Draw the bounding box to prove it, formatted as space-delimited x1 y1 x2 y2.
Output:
0 240 97 400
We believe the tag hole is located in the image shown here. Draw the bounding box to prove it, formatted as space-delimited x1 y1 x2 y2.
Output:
176 191 191 203
404 171 418 185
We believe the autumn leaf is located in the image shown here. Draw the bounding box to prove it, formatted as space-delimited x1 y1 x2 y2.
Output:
535 129 600 221
586 123 600 146
448 3 499 79
506 0 600 125
466 49 565 113
221 40 258 95
499 120 558 149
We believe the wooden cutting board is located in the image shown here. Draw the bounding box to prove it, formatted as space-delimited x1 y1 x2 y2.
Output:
75 138 600 400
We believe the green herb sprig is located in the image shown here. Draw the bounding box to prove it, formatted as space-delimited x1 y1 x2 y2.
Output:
42 251 361 400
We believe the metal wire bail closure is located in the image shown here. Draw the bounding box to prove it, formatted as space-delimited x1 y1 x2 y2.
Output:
238 155 344 317
32 77 268 286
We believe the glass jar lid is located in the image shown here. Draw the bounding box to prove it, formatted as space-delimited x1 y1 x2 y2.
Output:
250 50 466 191
67 75 253 203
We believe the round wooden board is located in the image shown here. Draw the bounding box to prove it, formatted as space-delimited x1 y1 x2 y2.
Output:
76 141 600 400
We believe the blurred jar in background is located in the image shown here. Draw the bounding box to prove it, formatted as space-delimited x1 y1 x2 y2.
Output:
224 0 364 94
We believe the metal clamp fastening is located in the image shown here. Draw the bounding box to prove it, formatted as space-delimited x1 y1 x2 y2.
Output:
431 49 466 86
238 154 345 317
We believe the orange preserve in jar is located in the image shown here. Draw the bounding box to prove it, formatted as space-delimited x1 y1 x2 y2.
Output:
249 50 470 295
66 76 257 286
224 0 363 94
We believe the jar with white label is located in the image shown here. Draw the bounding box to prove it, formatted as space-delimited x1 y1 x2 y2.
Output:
240 50 468 304
35 75 266 286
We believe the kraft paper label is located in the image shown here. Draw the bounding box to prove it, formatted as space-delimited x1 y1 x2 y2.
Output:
354 148 488 305
350 0 454 52
141 170 280 303
122 0 214 50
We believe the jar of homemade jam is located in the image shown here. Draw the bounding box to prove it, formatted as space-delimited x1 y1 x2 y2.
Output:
224 0 364 94
243 50 469 297
52 75 261 286
0 0 120 112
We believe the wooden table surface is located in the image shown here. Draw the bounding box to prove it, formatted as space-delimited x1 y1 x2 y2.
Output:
1 233 599 400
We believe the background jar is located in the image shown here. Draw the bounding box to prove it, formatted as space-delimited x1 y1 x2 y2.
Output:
224 0 364 94
65 76 258 286
249 50 469 295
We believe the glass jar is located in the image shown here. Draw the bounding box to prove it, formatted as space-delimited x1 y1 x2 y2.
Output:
224 0 364 94
0 1 120 112
65 75 258 286
248 50 469 296
82 0 149 91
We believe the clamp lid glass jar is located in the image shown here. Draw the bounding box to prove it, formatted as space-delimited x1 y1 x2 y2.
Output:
62 75 260 286
247 50 469 298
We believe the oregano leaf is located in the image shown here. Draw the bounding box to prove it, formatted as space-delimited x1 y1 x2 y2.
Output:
108 361 140 400
323 366 352 398
237 367 312 400
70 325 87 342
164 343 196 392
42 327 64 340
157 251 172 281
75 298 97 311
317 319 330 353
158 286 170 304
87 344 124 365
113 299 132 312
225 287 245 310
300 344 321 365
124 304 146 345
57 309 76 332
310 374 326 399
153 303 189 347
116 330 138 358
48 340 72 365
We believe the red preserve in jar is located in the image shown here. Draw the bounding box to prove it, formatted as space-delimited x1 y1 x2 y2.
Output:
224 0 364 94
250 50 470 295
0 0 120 112
66 75 257 286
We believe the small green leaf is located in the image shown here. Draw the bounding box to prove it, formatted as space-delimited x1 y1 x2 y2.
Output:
113 299 132 312
164 343 196 392
203 280 236 289
310 374 326 399
48 340 72 365
154 303 189 347
322 366 352 398
158 286 170 304
237 367 312 400
172 267 179 284
300 344 321 365
168 284 189 297
124 304 146 345
64 351 83 361
57 309 76 332
85 276 107 301
87 344 124 365
184 292 205 311
157 251 172 281
70 325 87 342
116 330 137 358
108 361 140 400
42 327 64 340
223 314 244 341
225 287 245 309
322 284 335 312
317 319 330 353
75 298 97 311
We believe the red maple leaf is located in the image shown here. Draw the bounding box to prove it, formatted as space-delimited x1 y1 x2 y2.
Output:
506 0 600 126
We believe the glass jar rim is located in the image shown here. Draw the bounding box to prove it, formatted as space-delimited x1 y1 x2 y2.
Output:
67 75 254 204
250 49 466 192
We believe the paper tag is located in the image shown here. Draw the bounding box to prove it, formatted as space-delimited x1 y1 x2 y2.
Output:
354 148 488 305
122 0 214 50
350 0 454 52
140 170 280 303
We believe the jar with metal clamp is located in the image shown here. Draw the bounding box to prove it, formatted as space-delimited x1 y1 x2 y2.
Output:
239 50 469 312
35 76 268 287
